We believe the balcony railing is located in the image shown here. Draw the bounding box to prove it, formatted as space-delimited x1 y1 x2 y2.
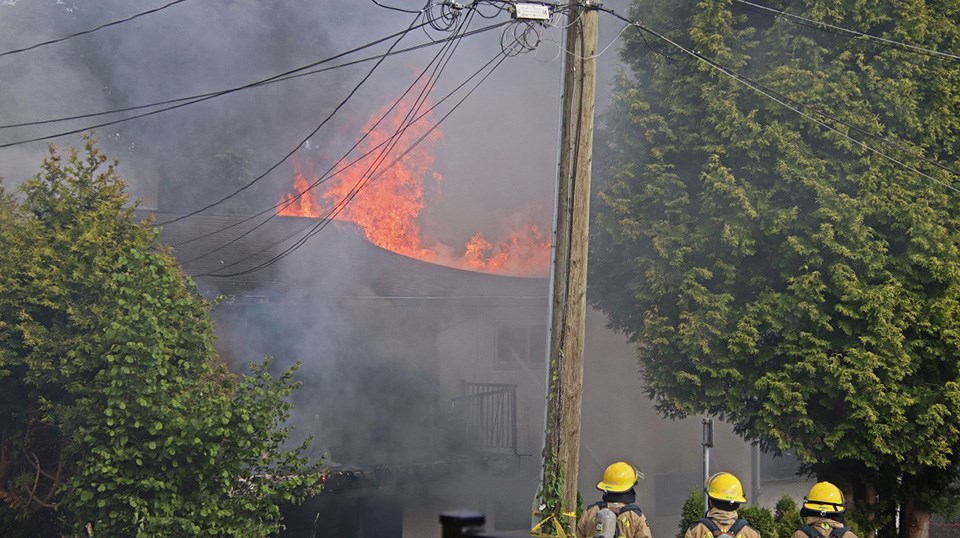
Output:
455 381 518 454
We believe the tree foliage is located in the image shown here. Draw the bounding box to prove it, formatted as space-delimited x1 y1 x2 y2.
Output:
590 0 960 533
0 138 321 536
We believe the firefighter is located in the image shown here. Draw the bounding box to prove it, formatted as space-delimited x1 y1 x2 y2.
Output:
790 482 859 538
684 472 760 538
576 461 652 538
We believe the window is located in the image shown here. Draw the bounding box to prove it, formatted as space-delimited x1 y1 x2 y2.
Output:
497 325 546 364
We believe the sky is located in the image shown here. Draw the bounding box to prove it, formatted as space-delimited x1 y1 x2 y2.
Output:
0 0 631 255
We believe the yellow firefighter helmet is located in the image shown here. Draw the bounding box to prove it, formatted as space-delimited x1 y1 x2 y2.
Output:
596 462 642 493
705 472 747 503
803 481 845 514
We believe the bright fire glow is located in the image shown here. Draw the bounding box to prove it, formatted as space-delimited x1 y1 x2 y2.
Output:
277 96 550 277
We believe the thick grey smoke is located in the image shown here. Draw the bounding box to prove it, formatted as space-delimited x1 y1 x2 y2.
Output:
0 0 638 247
1 0 634 531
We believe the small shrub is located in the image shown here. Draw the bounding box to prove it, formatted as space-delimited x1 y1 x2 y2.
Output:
740 504 775 538
678 489 706 538
773 496 801 538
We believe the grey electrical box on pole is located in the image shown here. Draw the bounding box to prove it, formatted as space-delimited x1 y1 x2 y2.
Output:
511 3 551 20
703 418 713 513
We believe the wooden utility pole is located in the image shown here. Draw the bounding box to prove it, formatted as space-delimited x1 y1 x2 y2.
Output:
538 0 599 534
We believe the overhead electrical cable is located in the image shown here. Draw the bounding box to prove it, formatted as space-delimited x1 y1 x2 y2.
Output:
598 6 960 194
296 9 538 233
176 8 491 264
471 0 511 20
2 22 516 134
176 125 418 263
0 5 528 137
0 18 512 149
731 0 960 63
156 10 435 226
0 20 442 131
162 21 514 257
304 5 505 232
370 0 424 14
161 14 511 230
0 22 433 148
0 0 192 58
321 24 465 232
198 28 521 277
201 53 509 278
192 6 484 271
424 0 466 34
170 30 510 255
553 22 631 61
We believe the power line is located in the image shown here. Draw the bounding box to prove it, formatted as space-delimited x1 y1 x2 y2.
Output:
598 6 960 195
197 28 522 277
202 53 509 278
0 2 547 139
731 0 960 63
0 18 514 148
187 7 490 272
155 11 429 227
0 0 192 59
176 12 507 266
471 0 512 20
157 16 511 228
171 36 510 255
164 6 547 251
370 0 424 15
173 7 549 263
319 15 470 228
0 21 510 149
0 21 438 131
150 25 515 265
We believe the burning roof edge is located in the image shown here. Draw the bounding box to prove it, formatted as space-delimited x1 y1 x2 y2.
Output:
137 210 549 302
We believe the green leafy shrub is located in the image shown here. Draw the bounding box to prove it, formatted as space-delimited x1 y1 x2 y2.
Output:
739 504 775 538
678 489 706 538
0 138 322 536
773 496 801 538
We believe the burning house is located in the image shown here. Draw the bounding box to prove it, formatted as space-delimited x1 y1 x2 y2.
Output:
139 65 806 537
0 0 816 532
143 208 809 536
146 211 553 535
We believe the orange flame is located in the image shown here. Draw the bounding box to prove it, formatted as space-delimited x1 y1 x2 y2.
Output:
319 98 440 261
278 95 550 276
277 156 320 218
460 226 552 276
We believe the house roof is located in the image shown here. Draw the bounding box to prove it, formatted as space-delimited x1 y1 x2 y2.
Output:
140 211 549 304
